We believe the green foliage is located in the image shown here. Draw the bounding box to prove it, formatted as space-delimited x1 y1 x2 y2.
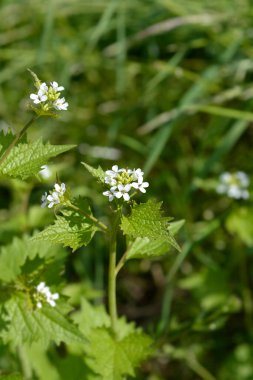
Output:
0 139 75 180
32 209 98 251
121 199 181 258
73 298 110 336
0 295 85 348
0 236 62 283
125 237 170 260
85 327 152 380
82 162 105 183
2 0 253 378
73 298 152 379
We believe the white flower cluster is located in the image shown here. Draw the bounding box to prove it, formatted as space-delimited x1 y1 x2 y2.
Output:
103 165 149 202
35 282 59 309
41 183 66 208
30 81 68 111
216 171 250 199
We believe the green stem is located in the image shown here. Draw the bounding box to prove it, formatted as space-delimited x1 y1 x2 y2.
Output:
115 246 129 277
108 208 121 334
67 202 108 233
0 115 39 165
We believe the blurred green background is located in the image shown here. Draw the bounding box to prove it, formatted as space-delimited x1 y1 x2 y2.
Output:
1 0 253 379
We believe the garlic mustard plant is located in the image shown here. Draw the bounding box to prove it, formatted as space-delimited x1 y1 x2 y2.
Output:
0 71 183 380
216 171 250 199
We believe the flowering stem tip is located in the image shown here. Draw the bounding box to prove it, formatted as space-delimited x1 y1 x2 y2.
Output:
103 165 149 202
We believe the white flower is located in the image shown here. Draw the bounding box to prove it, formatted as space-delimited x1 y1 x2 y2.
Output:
30 82 48 104
105 175 117 186
54 183 66 196
103 188 116 202
114 184 131 201
36 282 47 292
30 91 47 104
131 168 144 182
41 192 48 208
39 82 48 93
105 165 124 178
41 183 66 209
53 97 68 110
132 180 149 193
47 292 59 307
217 171 250 199
50 81 64 92
36 282 59 309
47 192 60 208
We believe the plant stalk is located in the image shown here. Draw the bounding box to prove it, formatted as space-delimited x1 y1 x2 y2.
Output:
68 202 108 233
108 208 121 334
0 115 39 165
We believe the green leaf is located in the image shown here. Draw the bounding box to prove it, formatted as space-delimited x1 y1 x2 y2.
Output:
0 295 85 348
0 138 75 179
121 199 181 256
0 236 63 283
226 207 253 246
22 343 60 380
72 298 110 336
85 327 152 380
81 162 105 183
126 237 170 260
168 219 185 236
72 298 136 341
0 130 15 156
32 209 98 251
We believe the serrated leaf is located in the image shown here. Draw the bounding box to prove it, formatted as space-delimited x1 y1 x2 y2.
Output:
32 209 98 251
0 138 75 179
81 162 105 183
1 295 85 348
0 236 63 283
121 199 181 256
85 327 152 380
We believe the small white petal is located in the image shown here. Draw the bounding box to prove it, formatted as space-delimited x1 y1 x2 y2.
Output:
37 282 45 292
48 299 56 307
123 193 130 201
54 183 61 192
37 302 42 309
117 184 124 191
